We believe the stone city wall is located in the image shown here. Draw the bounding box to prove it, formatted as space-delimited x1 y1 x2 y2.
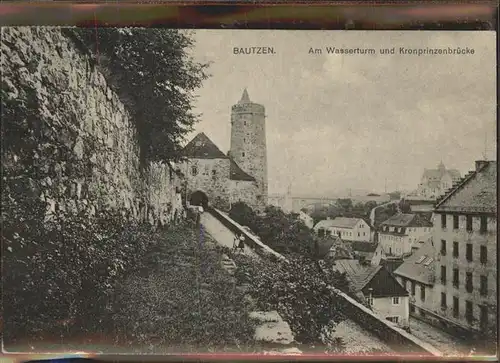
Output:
2 26 184 226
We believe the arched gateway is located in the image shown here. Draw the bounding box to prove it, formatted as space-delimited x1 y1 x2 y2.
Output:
189 190 209 209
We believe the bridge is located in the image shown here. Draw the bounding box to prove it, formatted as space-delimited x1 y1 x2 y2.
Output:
268 194 392 213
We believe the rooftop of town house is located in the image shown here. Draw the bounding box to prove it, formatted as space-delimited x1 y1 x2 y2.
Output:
332 259 408 298
314 217 368 230
380 213 433 229
393 239 436 286
435 160 496 214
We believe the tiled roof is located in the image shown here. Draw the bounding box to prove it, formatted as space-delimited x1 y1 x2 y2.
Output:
316 236 352 260
182 132 228 159
314 217 365 230
333 259 408 298
435 161 497 214
229 158 255 181
381 213 433 228
333 259 381 292
393 239 436 286
361 266 409 298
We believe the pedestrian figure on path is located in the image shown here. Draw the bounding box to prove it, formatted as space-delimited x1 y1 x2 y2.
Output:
196 205 204 227
233 234 245 254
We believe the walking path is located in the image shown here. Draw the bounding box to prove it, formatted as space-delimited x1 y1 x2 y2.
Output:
200 212 259 259
408 317 471 356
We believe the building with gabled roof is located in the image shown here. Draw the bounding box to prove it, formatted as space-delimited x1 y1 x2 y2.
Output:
332 259 410 328
378 213 433 258
180 90 267 211
407 162 462 201
314 217 373 242
393 239 437 320
431 160 497 340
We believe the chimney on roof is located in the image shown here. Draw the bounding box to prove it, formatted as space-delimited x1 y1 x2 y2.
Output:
475 160 489 171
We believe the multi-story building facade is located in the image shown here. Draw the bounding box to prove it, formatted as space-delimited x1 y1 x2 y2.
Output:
431 160 497 339
378 213 433 257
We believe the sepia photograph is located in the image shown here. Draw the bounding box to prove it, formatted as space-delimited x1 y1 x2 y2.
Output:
1 25 497 358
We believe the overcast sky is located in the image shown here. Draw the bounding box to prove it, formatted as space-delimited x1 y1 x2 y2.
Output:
186 30 496 197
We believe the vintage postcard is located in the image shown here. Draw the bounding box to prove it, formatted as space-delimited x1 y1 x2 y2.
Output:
1 25 497 359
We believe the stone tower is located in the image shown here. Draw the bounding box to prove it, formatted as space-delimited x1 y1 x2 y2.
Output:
230 89 268 206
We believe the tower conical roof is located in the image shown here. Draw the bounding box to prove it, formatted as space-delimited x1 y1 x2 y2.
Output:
239 88 251 104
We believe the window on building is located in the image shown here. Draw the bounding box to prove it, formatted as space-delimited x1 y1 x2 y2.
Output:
358 232 360 237
212 169 216 176
480 216 487 234
453 296 459 318
242 152 245 157
410 304 415 313
480 246 487 264
318 229 325 237
480 305 488 330
191 166 198 176
243 138 246 143
441 266 447 284
244 121 247 126
480 275 487 296
465 272 473 293
411 281 416 295
420 285 426 301
386 316 399 324
453 241 459 258
453 215 459 229
466 300 473 323
440 239 447 255
392 297 400 305
466 244 473 262
441 214 447 229
441 292 447 309
326 230 332 236
453 268 459 288
466 215 473 232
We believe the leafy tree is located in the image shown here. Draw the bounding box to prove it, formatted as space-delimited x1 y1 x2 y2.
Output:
64 28 210 165
373 203 398 229
229 203 316 258
237 255 349 349
336 198 353 212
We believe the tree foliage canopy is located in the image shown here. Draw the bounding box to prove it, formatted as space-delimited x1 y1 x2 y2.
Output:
65 28 210 165
233 254 349 348
229 202 316 257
